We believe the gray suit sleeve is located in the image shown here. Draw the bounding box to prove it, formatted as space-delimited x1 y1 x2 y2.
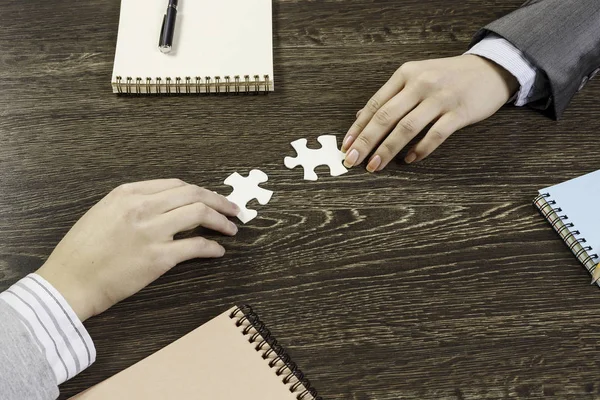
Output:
0 300 58 400
470 0 600 119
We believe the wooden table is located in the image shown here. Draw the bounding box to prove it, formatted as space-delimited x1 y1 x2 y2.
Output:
1 1 600 398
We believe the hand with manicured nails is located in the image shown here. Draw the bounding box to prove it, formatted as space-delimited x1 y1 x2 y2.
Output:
342 54 519 172
36 179 240 322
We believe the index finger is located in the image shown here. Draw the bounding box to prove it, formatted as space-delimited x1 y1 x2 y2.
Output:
342 69 406 152
117 178 188 195
150 184 239 217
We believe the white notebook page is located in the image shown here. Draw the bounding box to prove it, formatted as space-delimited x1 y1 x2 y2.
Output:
540 169 600 264
111 0 273 86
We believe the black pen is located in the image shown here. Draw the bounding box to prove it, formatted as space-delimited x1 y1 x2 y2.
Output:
159 0 178 53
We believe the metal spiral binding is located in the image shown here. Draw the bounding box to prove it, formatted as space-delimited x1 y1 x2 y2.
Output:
229 305 322 400
114 74 271 94
534 193 599 278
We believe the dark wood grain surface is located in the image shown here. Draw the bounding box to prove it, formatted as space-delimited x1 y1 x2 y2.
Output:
1 0 600 399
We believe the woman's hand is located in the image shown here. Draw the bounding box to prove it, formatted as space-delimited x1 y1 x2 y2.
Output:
342 54 519 172
36 179 239 321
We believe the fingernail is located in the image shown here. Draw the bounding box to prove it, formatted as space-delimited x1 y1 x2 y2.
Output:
219 246 226 256
344 149 359 168
366 155 381 173
231 203 240 213
342 135 353 151
230 222 238 234
405 152 417 164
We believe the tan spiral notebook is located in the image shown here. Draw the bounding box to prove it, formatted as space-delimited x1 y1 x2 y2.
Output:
111 0 274 94
70 306 320 400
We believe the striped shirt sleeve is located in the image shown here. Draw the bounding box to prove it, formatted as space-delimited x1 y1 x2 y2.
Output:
0 273 96 384
465 33 548 106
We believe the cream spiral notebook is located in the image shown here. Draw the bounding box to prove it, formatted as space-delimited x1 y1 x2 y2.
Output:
534 169 600 285
70 306 321 400
111 0 274 94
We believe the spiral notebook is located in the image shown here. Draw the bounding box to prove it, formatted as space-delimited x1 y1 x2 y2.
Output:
111 0 274 94
70 306 321 400
534 169 600 285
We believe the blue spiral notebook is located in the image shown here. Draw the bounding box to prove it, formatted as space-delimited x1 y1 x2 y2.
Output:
534 169 600 285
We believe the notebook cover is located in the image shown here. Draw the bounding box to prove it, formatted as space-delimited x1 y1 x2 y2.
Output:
535 169 600 284
70 306 318 399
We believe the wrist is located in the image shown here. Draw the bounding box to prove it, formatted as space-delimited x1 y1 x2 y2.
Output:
465 54 519 102
36 262 96 322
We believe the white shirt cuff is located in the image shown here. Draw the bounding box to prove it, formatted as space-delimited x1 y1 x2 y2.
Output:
465 34 538 106
0 273 96 384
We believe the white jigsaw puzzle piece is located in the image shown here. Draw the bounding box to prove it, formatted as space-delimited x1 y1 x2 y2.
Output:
284 135 348 181
224 169 273 224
